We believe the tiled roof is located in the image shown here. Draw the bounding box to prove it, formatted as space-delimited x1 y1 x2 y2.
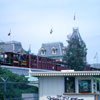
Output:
0 41 23 53
38 42 66 57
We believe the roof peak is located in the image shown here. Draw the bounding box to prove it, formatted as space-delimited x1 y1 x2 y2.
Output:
42 42 63 45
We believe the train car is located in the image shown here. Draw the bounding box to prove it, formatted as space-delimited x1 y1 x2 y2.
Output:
0 52 68 71
29 55 57 70
0 52 13 65
84 65 100 71
0 52 28 67
55 61 69 71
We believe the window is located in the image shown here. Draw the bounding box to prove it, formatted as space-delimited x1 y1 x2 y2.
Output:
52 47 57 55
65 77 75 93
78 80 91 93
95 78 100 93
41 48 46 55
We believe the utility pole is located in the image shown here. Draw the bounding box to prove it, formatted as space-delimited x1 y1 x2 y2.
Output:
37 55 38 68
28 45 31 76
1 77 9 100
29 53 32 77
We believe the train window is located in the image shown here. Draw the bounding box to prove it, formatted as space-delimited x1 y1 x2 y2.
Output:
18 55 21 60
0 54 4 58
38 57 41 61
34 59 37 63
52 66 55 70
13 54 14 57
4 54 7 58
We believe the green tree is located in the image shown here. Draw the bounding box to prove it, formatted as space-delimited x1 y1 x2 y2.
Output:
0 68 38 99
63 28 87 71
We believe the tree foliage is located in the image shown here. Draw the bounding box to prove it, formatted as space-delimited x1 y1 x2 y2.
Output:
63 28 87 71
0 68 38 99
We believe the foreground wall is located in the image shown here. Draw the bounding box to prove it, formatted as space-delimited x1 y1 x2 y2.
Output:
39 76 96 100
39 77 64 100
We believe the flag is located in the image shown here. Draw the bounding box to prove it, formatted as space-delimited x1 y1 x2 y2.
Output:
50 28 53 34
74 14 75 21
8 32 10 36
8 29 11 36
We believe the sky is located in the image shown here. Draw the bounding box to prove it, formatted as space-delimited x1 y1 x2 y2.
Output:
0 0 100 64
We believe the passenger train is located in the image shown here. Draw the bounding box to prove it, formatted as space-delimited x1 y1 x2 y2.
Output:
0 52 68 71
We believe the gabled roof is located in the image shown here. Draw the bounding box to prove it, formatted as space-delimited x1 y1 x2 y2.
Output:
38 42 66 57
0 41 23 53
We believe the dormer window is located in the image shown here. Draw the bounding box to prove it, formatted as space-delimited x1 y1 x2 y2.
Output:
41 48 46 55
52 47 57 55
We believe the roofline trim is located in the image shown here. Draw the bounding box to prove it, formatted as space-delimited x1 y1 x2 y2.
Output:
30 71 100 77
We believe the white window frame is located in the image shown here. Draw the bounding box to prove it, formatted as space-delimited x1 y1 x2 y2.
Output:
52 47 57 55
41 48 46 55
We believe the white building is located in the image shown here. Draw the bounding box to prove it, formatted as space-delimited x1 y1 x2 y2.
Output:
30 71 100 100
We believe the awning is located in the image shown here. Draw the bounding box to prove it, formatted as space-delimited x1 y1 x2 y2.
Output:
29 71 100 77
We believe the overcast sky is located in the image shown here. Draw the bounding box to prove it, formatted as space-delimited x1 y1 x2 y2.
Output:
0 0 100 64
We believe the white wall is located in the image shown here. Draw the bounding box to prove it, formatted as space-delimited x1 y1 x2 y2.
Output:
39 76 96 100
22 93 38 100
39 77 64 100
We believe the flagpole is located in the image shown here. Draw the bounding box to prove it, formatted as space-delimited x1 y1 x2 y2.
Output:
96 53 98 65
94 52 98 64
73 13 76 28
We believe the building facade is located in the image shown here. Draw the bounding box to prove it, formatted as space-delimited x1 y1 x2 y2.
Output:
38 27 87 63
30 71 100 100
38 42 66 61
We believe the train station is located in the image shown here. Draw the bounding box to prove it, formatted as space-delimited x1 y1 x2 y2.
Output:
30 70 100 100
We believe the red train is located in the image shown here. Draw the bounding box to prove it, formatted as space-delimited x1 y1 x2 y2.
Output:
84 65 100 71
0 52 68 71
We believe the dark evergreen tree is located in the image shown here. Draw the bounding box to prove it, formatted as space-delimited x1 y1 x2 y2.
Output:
63 28 87 71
